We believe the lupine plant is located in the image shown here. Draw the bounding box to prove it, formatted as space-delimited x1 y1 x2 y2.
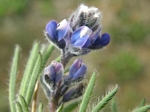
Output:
9 4 150 112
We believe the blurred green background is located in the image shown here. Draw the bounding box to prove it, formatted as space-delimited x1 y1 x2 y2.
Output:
0 0 150 112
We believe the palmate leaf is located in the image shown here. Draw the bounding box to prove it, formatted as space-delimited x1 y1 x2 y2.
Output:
92 85 118 112
79 72 97 112
9 45 20 112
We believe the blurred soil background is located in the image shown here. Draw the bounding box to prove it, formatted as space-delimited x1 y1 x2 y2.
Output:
0 0 150 112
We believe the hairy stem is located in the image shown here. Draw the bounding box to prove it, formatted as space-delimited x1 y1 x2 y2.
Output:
61 51 73 67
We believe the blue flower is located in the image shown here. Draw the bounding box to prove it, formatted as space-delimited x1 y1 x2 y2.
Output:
66 4 110 55
45 19 70 49
45 4 110 66
40 59 87 104
45 4 110 55
41 61 64 91
64 59 87 85
68 26 110 55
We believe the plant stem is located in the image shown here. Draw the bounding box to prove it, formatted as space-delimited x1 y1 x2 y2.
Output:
32 81 39 112
49 100 57 112
61 51 73 67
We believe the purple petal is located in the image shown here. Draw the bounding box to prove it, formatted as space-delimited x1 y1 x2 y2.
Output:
82 38 91 48
91 35 101 46
71 26 92 44
44 65 55 83
73 35 90 47
52 61 63 83
99 33 110 46
92 33 110 46
69 59 82 78
46 20 57 40
56 19 69 41
73 64 87 79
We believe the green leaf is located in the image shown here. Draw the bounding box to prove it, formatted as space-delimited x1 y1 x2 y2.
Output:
19 42 40 97
62 100 81 112
55 56 61 62
57 103 63 112
41 44 55 71
133 105 150 112
40 44 46 55
138 98 146 108
19 95 29 112
92 85 118 112
79 72 97 112
26 53 42 104
9 45 20 112
38 102 44 112
64 67 69 73
111 97 117 112
15 101 23 112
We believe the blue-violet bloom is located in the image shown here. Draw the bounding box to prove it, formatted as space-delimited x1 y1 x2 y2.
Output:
45 19 70 49
64 59 87 85
41 61 64 92
67 4 110 55
45 4 110 66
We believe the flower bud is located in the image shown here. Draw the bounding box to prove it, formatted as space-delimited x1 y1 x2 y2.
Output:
41 61 63 92
62 83 86 102
64 59 87 85
68 4 102 31
45 19 69 49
